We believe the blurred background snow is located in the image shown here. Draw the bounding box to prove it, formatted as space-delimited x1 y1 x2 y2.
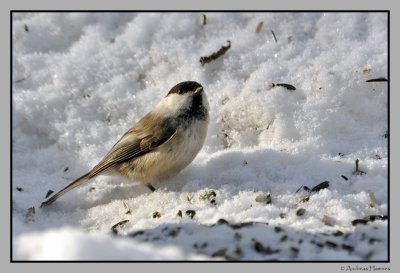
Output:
12 12 388 261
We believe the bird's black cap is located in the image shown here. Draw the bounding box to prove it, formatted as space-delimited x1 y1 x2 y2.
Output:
167 81 203 96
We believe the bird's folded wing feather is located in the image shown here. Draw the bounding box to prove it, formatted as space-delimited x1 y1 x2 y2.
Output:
88 115 176 178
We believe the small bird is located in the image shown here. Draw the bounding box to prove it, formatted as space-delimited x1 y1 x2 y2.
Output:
41 81 209 207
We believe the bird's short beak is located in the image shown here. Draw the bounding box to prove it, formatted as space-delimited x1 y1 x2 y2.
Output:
194 86 203 94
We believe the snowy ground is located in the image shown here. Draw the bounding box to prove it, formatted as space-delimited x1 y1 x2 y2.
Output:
12 12 388 261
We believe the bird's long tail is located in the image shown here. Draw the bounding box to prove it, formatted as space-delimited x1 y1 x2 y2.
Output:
40 173 91 207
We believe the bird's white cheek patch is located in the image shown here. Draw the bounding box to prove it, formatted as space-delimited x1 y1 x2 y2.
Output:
154 94 191 117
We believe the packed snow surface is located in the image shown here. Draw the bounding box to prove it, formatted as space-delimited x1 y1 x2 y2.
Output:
12 12 388 261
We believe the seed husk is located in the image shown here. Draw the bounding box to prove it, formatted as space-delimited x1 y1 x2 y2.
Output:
366 77 388 82
153 211 161 218
296 208 306 216
299 196 310 203
45 190 54 198
255 193 272 204
123 201 131 214
211 248 227 257
186 194 194 202
216 218 229 225
363 215 387 222
333 230 344 236
168 228 181 238
25 207 35 222
322 215 335 226
274 226 283 233
364 250 374 260
310 240 323 248
252 238 280 255
201 14 207 27
325 241 338 249
199 190 217 205
15 74 31 83
363 68 372 75
369 238 382 244
256 21 264 33
270 29 277 42
111 220 129 234
186 210 196 219
351 219 369 226
311 181 329 192
290 246 299 253
367 190 377 208
130 230 144 237
280 235 288 242
200 40 231 66
341 244 354 252
272 83 296 91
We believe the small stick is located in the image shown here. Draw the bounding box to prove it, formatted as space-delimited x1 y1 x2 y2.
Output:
353 159 366 175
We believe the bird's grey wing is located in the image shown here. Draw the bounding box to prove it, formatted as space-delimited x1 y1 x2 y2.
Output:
87 122 176 178
40 115 175 207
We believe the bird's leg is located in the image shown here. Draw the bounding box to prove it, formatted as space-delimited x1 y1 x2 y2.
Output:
147 184 156 192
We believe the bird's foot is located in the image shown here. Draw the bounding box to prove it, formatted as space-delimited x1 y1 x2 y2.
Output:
147 184 156 192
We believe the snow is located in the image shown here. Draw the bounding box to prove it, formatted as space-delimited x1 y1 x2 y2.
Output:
12 12 388 261
14 227 206 260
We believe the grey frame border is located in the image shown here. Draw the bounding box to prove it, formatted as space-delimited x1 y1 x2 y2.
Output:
3 1 397 273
